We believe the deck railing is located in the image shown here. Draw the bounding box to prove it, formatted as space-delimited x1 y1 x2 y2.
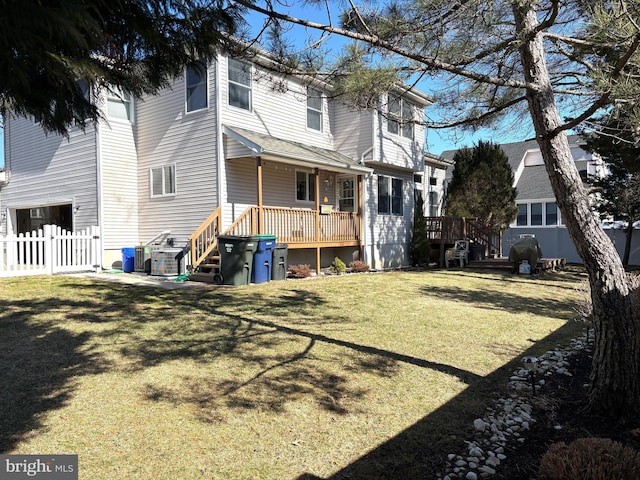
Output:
226 206 360 245
425 216 502 256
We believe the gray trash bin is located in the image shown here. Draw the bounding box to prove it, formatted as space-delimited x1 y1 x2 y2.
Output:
272 244 289 280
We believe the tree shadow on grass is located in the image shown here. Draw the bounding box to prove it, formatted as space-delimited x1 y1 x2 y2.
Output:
0 298 109 453
293 320 586 480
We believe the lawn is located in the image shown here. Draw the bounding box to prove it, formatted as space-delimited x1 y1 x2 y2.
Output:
0 269 586 479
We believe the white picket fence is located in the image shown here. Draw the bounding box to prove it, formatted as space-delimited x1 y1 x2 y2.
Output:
0 225 101 277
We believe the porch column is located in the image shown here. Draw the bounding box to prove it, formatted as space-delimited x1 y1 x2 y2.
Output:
357 175 364 261
314 168 321 275
256 157 264 234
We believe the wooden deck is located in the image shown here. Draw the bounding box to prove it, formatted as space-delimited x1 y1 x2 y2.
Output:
466 257 567 273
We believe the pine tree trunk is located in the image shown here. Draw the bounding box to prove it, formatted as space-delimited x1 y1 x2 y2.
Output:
512 2 640 417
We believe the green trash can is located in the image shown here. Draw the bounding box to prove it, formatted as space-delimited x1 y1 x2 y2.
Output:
217 235 258 286
272 243 289 281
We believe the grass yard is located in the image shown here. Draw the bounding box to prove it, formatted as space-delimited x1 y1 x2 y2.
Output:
0 268 586 479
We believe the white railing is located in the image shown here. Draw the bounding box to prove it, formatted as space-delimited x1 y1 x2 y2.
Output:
0 225 101 277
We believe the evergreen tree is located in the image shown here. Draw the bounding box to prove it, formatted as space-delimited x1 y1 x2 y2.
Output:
581 109 640 266
445 141 518 232
409 194 431 266
0 0 242 135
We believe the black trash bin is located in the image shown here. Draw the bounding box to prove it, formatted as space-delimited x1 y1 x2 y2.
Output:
217 235 259 285
469 243 486 261
272 244 289 280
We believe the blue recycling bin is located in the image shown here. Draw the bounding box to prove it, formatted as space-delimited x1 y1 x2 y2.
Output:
121 248 135 273
251 235 276 284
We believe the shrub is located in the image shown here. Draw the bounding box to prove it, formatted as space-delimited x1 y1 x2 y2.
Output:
330 257 346 274
289 264 312 278
538 437 640 480
349 260 370 273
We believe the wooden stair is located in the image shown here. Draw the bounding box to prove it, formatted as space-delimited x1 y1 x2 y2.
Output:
189 251 222 283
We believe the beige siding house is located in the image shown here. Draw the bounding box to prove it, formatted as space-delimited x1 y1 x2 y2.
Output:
0 52 435 273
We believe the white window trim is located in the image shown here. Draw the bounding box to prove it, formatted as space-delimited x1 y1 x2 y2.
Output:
295 170 315 203
306 87 324 132
106 88 134 123
513 200 563 227
228 59 252 112
150 164 177 198
185 62 209 113
387 95 415 140
377 175 404 216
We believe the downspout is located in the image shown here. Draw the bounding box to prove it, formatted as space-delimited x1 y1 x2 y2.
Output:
215 54 224 229
95 109 105 268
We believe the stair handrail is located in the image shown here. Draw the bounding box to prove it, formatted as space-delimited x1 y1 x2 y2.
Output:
466 218 502 257
189 206 221 270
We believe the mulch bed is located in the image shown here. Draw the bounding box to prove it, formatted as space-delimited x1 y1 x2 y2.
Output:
493 346 640 479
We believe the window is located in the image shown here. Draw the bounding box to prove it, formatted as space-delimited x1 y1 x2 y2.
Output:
107 88 133 121
378 176 403 215
186 62 208 112
307 87 323 131
151 165 176 197
545 202 558 226
429 191 439 217
296 171 315 202
228 59 251 110
388 97 401 135
387 96 414 139
517 204 528 226
531 203 543 226
429 177 438 186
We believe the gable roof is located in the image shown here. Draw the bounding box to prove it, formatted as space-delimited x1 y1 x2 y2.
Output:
440 135 590 201
223 125 374 175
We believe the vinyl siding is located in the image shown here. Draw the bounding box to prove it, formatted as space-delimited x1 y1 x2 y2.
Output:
362 168 415 269
375 111 424 172
1 117 98 234
99 118 138 249
136 70 218 246
220 57 335 151
333 103 374 161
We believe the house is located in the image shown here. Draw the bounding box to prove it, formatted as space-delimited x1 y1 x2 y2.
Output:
0 51 435 275
442 136 640 265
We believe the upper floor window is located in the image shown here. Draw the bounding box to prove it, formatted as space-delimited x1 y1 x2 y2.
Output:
378 176 403 215
296 171 315 202
151 165 176 197
307 87 323 131
228 59 251 111
186 62 208 112
107 88 133 122
387 96 414 140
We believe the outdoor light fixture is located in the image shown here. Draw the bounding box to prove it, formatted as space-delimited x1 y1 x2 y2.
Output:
522 356 539 396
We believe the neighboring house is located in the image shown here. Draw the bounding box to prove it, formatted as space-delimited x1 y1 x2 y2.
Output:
0 52 434 273
442 136 640 265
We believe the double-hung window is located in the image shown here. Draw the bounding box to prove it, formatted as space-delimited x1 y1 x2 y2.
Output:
378 176 403 215
107 88 133 121
387 96 414 140
186 62 208 112
151 165 176 197
517 204 528 226
296 171 315 202
307 87 323 131
228 59 251 110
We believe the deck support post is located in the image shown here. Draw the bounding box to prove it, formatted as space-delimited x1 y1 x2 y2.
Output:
256 157 264 234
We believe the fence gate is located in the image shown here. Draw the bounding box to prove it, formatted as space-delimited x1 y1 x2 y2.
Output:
0 225 101 278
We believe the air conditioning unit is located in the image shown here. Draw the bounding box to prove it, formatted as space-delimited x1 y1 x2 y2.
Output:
134 246 152 273
151 248 185 276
